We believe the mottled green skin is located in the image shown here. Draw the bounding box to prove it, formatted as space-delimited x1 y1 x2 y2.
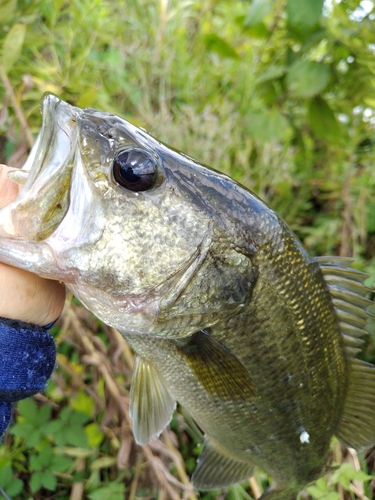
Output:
2 95 349 497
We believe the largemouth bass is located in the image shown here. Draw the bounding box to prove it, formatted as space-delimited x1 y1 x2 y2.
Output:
0 94 374 499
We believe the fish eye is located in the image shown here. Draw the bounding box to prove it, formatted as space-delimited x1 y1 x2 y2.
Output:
112 147 158 192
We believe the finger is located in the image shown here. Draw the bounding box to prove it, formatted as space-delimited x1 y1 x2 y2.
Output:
0 165 19 208
0 263 66 326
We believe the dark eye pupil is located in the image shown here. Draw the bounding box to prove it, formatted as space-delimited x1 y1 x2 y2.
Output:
113 149 157 191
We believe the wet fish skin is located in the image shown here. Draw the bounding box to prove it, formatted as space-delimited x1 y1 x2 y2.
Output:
0 94 374 499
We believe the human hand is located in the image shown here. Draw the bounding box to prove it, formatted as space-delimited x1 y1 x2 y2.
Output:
0 165 66 326
0 164 61 442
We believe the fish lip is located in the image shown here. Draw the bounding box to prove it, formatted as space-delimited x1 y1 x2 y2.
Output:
24 93 78 184
20 94 66 178
4 94 81 240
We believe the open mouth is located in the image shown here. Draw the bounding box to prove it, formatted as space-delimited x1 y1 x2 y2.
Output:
3 94 80 241
20 93 78 193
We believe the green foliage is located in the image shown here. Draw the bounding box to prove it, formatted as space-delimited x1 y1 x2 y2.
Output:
0 465 23 496
87 482 125 500
11 398 53 448
286 60 330 98
306 462 373 499
29 445 73 492
1 22 26 74
0 0 375 498
286 0 325 34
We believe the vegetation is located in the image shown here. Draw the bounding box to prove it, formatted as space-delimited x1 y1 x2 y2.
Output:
1 0 375 498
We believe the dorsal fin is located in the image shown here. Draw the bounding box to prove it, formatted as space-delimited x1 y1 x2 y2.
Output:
315 257 375 449
129 356 176 446
315 256 373 358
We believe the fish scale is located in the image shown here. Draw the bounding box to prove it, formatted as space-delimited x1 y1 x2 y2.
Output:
0 93 374 499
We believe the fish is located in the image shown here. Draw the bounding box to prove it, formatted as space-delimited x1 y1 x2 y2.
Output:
0 93 375 499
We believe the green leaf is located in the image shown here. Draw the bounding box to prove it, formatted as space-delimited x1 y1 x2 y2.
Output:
306 476 340 500
29 454 42 471
248 108 291 143
51 455 74 473
70 410 90 426
203 33 238 59
38 446 54 467
331 462 373 490
245 0 275 27
46 419 64 434
56 446 95 458
287 0 324 34
72 390 95 416
66 424 89 448
42 469 57 491
308 97 342 145
85 422 105 448
88 483 126 500
0 466 23 496
17 398 37 421
30 471 44 493
254 65 286 85
0 0 17 24
1 23 26 74
77 88 98 108
90 456 117 470
11 421 43 447
37 404 52 424
286 60 330 98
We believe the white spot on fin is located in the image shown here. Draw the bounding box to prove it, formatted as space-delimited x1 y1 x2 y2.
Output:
300 431 310 444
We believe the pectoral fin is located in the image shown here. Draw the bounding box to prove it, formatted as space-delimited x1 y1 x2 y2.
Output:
129 356 176 446
176 330 255 400
192 436 254 490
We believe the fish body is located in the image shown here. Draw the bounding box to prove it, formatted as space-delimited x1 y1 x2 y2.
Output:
0 94 374 499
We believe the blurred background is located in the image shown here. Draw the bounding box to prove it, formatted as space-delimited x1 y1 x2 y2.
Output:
1 0 375 498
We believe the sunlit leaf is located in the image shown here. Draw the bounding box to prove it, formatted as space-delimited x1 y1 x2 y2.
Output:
248 108 291 143
286 60 330 98
0 0 17 25
56 446 95 458
308 97 342 144
245 0 275 27
88 483 125 500
287 0 324 34
90 456 117 470
72 390 95 416
331 462 373 490
1 23 26 74
203 33 238 59
77 88 98 108
85 422 105 448
364 96 375 108
254 65 286 85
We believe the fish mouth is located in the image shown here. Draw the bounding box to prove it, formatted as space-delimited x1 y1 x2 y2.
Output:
4 93 80 241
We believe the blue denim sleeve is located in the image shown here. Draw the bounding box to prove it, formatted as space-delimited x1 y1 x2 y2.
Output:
0 317 56 442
